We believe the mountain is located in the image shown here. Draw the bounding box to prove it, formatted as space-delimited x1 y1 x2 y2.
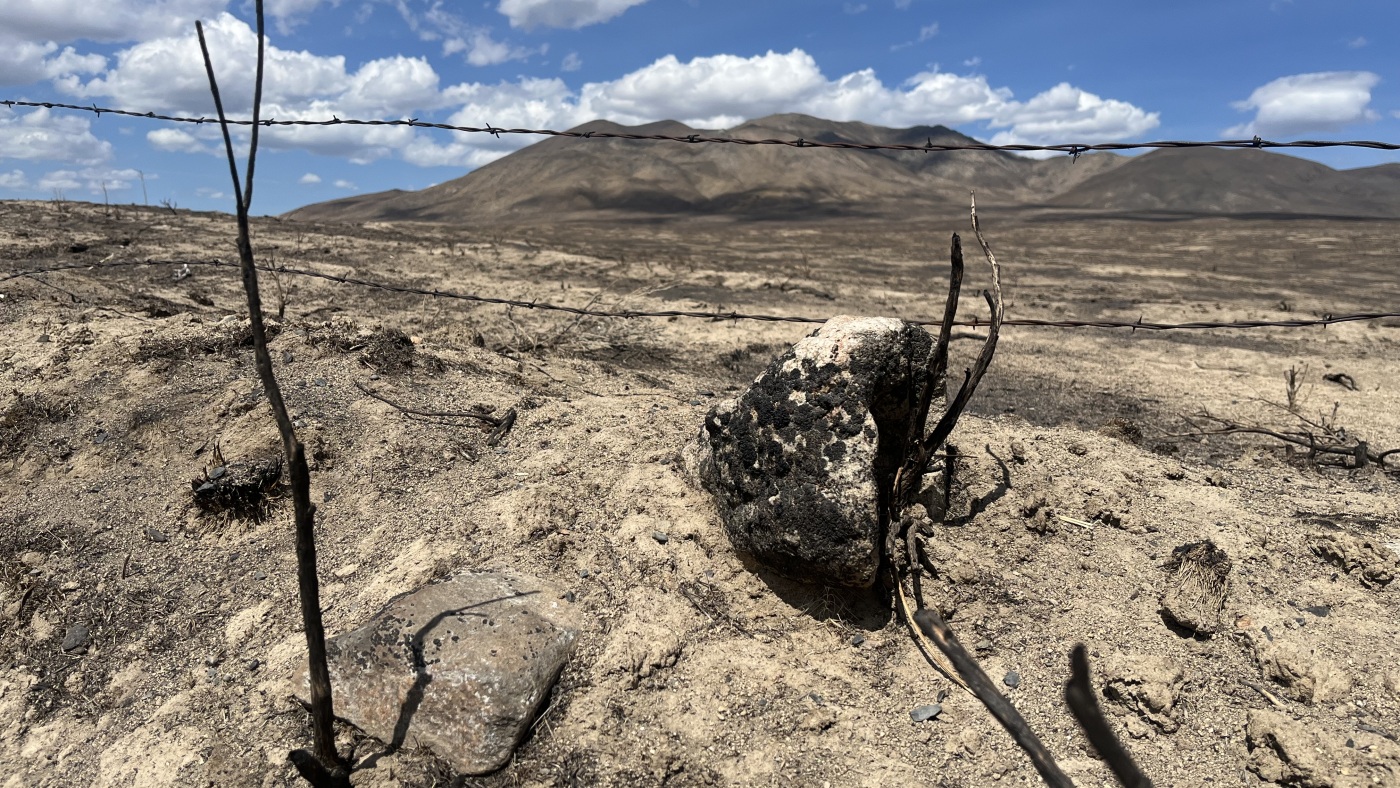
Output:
1047 148 1400 218
284 114 1400 224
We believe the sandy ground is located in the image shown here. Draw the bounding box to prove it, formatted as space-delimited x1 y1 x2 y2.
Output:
1 199 1399 787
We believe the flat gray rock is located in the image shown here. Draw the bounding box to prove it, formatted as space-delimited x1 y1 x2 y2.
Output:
691 316 934 587
295 570 578 775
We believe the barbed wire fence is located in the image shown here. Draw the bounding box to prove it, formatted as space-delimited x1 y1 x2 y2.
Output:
3 259 1399 333
7 99 1400 155
2 98 1399 336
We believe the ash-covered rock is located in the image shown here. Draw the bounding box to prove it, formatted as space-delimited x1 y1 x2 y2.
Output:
690 316 935 587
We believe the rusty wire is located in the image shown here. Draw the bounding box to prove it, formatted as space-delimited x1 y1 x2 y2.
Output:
3 258 1396 332
6 99 1400 154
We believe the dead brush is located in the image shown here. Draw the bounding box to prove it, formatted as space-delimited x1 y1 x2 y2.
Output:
190 443 286 522
880 198 1152 787
1168 364 1399 471
1 392 77 459
489 289 664 358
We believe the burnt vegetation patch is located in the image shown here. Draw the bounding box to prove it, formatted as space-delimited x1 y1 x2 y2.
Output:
190 445 286 522
1 392 78 460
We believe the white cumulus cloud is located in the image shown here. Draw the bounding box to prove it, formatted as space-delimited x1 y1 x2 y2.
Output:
497 0 649 30
578 50 831 129
1226 71 1380 137
0 0 228 43
60 14 353 115
397 2 542 66
57 14 442 162
333 178 355 189
1 0 332 46
0 170 31 190
0 105 114 164
37 166 142 194
147 127 217 153
987 82 1159 153
444 31 542 67
298 172 322 184
0 39 107 86
405 50 1159 168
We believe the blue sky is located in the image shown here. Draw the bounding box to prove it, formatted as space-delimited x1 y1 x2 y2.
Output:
1 0 1397 215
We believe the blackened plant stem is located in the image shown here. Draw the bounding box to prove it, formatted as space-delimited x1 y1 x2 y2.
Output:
195 6 346 784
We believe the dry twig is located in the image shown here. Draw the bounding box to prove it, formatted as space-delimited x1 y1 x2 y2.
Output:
353 381 518 445
913 610 1074 788
885 196 1005 692
1176 411 1398 469
196 5 347 784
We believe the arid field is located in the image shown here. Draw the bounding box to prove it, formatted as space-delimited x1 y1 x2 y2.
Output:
2 199 1398 786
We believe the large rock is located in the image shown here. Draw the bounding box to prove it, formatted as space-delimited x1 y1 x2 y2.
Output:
691 315 935 587
294 570 579 775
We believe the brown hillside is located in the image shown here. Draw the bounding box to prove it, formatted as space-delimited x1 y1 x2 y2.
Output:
1048 147 1400 218
285 116 1400 225
284 114 1127 224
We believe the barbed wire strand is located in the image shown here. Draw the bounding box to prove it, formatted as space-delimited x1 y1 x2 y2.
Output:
4 258 1396 332
6 100 1400 154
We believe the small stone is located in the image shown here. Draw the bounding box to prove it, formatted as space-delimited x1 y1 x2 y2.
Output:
799 707 837 731
1303 605 1330 618
910 704 942 722
253 571 267 580
1003 670 1021 689
247 659 261 672
849 633 865 647
688 399 702 406
561 591 576 603
144 528 169 543
295 570 578 775
37 334 51 343
652 531 670 545
208 466 227 480
61 624 90 654
282 351 294 364
975 639 993 653
579 569 590 578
